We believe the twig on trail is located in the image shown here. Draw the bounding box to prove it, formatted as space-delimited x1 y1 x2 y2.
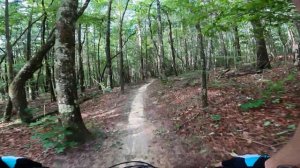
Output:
237 137 276 151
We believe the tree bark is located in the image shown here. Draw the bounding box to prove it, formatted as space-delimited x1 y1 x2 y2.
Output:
26 11 36 101
97 31 102 84
234 26 242 63
119 0 130 93
55 0 90 142
156 0 166 79
137 19 145 80
6 0 90 123
106 0 113 89
184 38 189 70
3 0 14 122
85 26 92 87
220 32 229 68
165 10 178 76
251 19 271 70
78 24 85 92
42 0 56 102
196 23 208 108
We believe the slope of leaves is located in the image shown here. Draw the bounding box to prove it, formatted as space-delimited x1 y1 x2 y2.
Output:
145 64 300 166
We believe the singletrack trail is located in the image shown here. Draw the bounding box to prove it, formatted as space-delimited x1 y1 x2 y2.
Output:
52 80 170 168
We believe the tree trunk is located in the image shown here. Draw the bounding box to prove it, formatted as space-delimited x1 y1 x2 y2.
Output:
78 24 85 92
220 32 229 68
184 38 189 70
55 0 90 142
105 0 113 89
119 0 130 94
8 34 55 123
3 0 14 122
156 0 166 79
234 26 242 63
42 0 56 102
137 19 145 80
26 11 36 101
165 11 178 76
97 31 101 84
196 23 208 108
251 19 271 70
85 26 92 87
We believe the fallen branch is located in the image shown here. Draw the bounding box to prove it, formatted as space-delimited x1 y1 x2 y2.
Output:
217 69 230 79
219 69 259 78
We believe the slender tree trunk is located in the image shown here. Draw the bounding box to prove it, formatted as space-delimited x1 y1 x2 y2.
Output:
196 23 208 108
165 11 178 76
156 0 166 79
97 31 101 83
55 0 90 142
220 32 229 69
106 0 113 89
78 24 85 92
251 19 271 70
277 26 288 63
137 19 145 80
145 33 149 78
26 12 36 101
119 0 130 94
3 0 14 121
42 0 56 102
184 38 189 70
234 26 242 63
148 0 159 65
85 26 92 87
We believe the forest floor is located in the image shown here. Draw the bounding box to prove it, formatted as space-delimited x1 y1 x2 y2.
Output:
1 63 300 168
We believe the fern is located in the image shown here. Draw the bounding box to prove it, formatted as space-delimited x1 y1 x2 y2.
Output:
240 99 265 111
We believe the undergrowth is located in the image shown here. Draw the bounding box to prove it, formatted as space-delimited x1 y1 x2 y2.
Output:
240 71 297 111
30 116 77 153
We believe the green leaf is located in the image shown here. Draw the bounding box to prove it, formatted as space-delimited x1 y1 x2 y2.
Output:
211 114 222 121
240 99 265 111
264 121 271 127
288 124 296 130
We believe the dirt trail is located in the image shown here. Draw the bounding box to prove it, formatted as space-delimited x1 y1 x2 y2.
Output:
122 81 155 161
52 80 170 168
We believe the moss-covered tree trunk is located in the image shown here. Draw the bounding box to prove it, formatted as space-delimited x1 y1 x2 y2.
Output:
55 0 90 142
251 19 271 70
